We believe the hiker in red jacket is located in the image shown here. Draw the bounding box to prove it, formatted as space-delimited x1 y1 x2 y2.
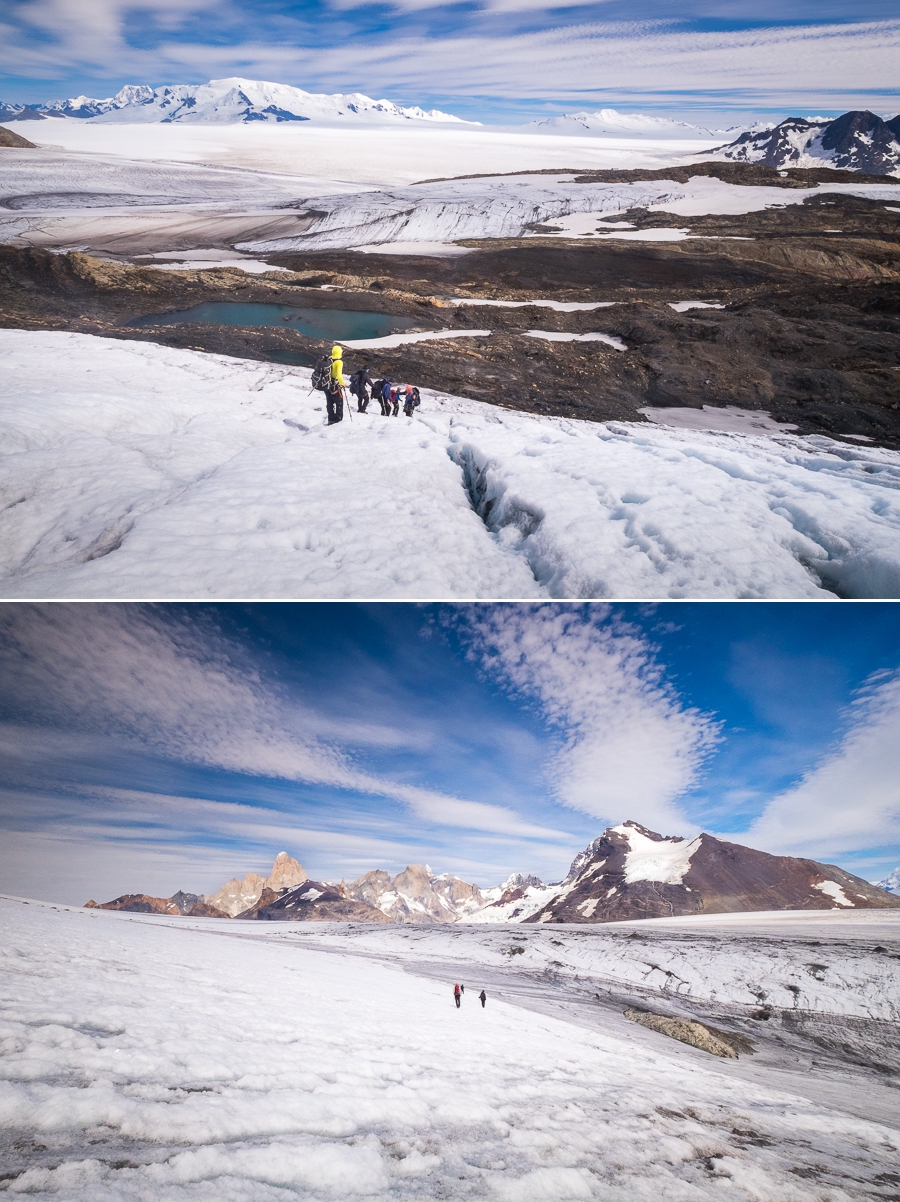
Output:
453 983 461 1009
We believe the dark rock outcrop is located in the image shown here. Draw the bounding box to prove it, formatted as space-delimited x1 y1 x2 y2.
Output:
84 891 230 918
712 111 900 177
237 880 392 922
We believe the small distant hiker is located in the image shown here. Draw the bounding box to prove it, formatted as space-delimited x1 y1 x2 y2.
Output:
326 344 347 425
403 386 421 418
453 983 461 1009
479 990 487 1008
390 384 401 417
459 984 465 994
349 366 372 413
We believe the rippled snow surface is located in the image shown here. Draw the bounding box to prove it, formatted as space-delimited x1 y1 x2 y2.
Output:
2 330 900 598
2 898 899 1202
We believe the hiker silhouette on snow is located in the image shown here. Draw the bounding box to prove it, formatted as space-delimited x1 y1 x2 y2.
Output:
479 990 487 1008
453 984 461 1009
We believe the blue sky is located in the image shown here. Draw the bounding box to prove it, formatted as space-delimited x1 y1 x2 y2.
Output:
0 0 897 122
1 602 898 906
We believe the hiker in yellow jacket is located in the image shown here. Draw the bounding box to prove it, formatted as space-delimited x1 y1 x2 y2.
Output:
326 344 347 425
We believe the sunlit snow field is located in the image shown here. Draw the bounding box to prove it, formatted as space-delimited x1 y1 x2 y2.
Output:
1 897 898 1201
2 330 899 598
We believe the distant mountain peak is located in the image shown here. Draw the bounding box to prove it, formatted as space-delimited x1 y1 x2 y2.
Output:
708 110 900 177
523 109 741 140
876 866 900 895
522 824 900 924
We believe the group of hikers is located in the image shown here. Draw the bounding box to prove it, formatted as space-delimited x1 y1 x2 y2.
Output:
314 345 421 426
453 983 488 1009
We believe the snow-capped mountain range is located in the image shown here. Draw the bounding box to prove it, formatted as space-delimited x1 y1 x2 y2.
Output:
710 110 900 177
85 824 900 923
0 78 472 126
524 110 740 140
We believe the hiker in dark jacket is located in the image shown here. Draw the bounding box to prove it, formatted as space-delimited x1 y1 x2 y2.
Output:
350 367 373 412
479 990 487 1008
373 378 392 417
453 983 461 1009
403 386 421 417
349 367 373 413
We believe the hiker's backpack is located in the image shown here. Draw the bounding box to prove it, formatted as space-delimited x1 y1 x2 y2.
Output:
311 355 332 392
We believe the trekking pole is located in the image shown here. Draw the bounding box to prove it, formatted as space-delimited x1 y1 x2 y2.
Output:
342 386 352 422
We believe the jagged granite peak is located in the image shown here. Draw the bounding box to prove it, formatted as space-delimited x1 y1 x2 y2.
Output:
203 851 307 916
84 851 308 918
524 822 900 924
342 863 492 924
876 866 900 895
17 78 472 126
710 110 900 177
267 851 308 891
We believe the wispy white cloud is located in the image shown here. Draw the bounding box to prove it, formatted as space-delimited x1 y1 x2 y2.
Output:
451 605 720 833
0 0 897 117
0 605 565 840
746 669 900 858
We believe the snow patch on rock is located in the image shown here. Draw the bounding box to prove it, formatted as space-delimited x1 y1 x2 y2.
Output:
615 825 703 885
815 880 856 907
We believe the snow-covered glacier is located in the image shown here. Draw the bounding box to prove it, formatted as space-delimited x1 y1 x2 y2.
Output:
2 330 900 599
1 896 898 1201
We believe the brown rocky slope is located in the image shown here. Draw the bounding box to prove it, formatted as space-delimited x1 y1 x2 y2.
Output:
522 821 900 924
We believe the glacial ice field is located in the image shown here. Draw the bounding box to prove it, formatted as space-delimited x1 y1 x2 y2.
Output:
1 896 898 1202
2 330 900 599
2 145 898 257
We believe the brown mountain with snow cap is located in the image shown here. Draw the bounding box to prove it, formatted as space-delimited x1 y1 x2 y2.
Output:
524 821 900 924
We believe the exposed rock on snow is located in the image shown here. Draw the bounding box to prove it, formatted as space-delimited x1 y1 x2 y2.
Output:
711 110 900 177
23 78 471 126
0 125 36 148
624 1009 750 1058
523 821 900 924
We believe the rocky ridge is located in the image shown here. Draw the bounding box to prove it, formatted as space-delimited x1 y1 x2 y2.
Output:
0 126 35 148
82 827 900 923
